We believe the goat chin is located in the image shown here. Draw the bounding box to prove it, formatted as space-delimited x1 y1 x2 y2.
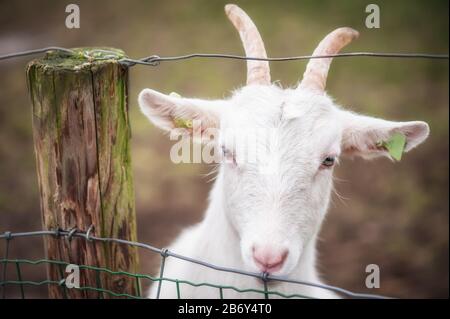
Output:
146 212 340 299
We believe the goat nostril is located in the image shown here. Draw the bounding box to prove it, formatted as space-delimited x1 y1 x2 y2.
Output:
269 250 288 267
252 248 289 272
282 250 288 260
279 250 288 264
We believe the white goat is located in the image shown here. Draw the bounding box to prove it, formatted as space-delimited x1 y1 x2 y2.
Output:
138 4 429 298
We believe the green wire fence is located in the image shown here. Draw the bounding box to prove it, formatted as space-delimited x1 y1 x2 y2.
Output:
0 259 312 299
0 228 391 299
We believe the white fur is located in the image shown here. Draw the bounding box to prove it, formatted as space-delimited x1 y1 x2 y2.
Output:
138 83 429 299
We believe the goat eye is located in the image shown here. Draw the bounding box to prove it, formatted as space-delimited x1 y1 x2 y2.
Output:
321 156 335 168
221 145 229 157
221 146 236 164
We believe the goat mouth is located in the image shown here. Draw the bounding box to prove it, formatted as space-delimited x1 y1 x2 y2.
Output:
253 262 285 276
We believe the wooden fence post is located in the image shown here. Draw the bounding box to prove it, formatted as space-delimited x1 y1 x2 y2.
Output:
26 48 139 298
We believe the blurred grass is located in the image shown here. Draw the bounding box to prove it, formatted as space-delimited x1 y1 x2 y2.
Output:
0 0 448 298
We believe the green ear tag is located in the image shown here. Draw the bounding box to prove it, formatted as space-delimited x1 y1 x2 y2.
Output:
169 92 192 128
378 132 406 161
174 118 193 129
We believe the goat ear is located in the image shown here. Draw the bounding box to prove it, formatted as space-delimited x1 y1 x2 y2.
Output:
138 89 223 136
340 110 430 160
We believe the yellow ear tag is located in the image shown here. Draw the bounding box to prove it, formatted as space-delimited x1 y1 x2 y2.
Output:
377 132 406 161
169 92 192 128
174 118 193 129
169 92 181 98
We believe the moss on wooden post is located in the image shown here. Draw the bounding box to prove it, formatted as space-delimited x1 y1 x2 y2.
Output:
27 48 139 298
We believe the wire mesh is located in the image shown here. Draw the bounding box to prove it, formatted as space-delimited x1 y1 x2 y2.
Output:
0 228 391 299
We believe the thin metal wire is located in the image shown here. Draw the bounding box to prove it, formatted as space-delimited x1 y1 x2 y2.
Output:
264 280 269 300
14 261 25 299
1 234 11 299
156 249 168 299
175 280 181 299
95 270 104 299
135 275 142 298
0 47 74 61
0 229 391 299
57 262 68 299
0 279 143 299
123 52 450 67
0 47 448 66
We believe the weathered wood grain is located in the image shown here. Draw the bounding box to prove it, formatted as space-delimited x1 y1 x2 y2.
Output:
27 48 139 298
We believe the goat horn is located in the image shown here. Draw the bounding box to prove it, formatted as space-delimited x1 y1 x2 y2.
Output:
225 4 271 86
298 27 359 93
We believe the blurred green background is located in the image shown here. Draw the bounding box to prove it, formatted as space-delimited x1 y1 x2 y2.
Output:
0 0 448 298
